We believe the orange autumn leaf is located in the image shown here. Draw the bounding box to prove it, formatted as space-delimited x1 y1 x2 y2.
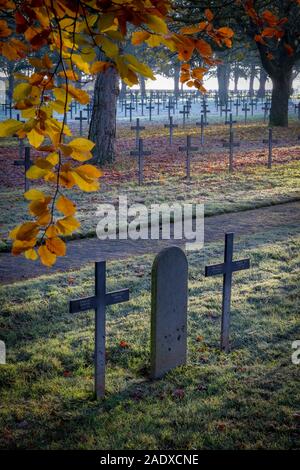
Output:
56 195 76 216
38 245 57 267
46 237 66 257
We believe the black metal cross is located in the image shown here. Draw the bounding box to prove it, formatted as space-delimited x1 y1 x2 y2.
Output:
130 138 151 185
155 97 161 115
69 261 129 399
75 110 88 136
205 232 250 352
131 118 145 149
242 104 250 124
179 135 199 182
139 97 146 116
146 100 155 121
262 102 270 123
125 102 135 122
249 99 257 116
225 113 237 131
164 116 178 145
234 99 240 117
196 114 208 146
221 106 231 122
179 104 189 128
14 147 32 191
83 104 91 122
201 100 210 124
223 129 240 172
263 128 279 169
166 98 174 119
294 102 300 121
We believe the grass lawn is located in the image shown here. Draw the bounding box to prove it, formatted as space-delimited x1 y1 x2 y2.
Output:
0 224 299 449
1 160 300 251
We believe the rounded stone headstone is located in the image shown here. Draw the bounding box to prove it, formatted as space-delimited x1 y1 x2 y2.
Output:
151 246 188 379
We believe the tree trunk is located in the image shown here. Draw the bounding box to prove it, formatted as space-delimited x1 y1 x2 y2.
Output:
119 80 127 99
139 75 146 97
6 72 14 104
233 64 239 93
269 70 292 127
257 67 268 98
249 64 256 97
217 63 230 106
174 62 180 96
257 43 293 127
89 63 119 165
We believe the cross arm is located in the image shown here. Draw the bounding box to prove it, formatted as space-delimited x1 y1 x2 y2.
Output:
69 295 96 313
205 263 225 277
105 289 129 306
231 259 250 272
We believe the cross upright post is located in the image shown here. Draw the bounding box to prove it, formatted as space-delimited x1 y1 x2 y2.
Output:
179 135 199 182
164 116 178 145
205 232 250 352
242 103 250 124
75 110 88 136
166 98 174 119
14 146 32 192
196 114 208 146
221 106 231 122
125 102 135 122
225 113 237 132
131 118 145 149
234 99 240 117
139 97 145 116
179 105 189 128
130 138 151 185
69 261 129 399
262 102 270 123
263 128 278 169
223 128 240 172
146 100 154 121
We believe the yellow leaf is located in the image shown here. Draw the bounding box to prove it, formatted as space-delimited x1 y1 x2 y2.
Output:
61 138 95 162
24 248 38 260
26 165 51 179
38 245 57 267
28 198 51 217
56 195 76 216
56 216 80 235
46 152 59 165
146 14 168 34
27 128 45 148
24 189 46 201
64 85 90 105
12 239 36 256
71 54 90 74
46 237 66 256
45 225 60 238
58 69 78 80
69 137 95 152
37 211 51 226
75 164 102 179
0 119 23 137
13 83 32 101
123 54 155 80
132 31 150 45
96 36 119 57
90 61 112 74
14 222 39 241
145 34 162 47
